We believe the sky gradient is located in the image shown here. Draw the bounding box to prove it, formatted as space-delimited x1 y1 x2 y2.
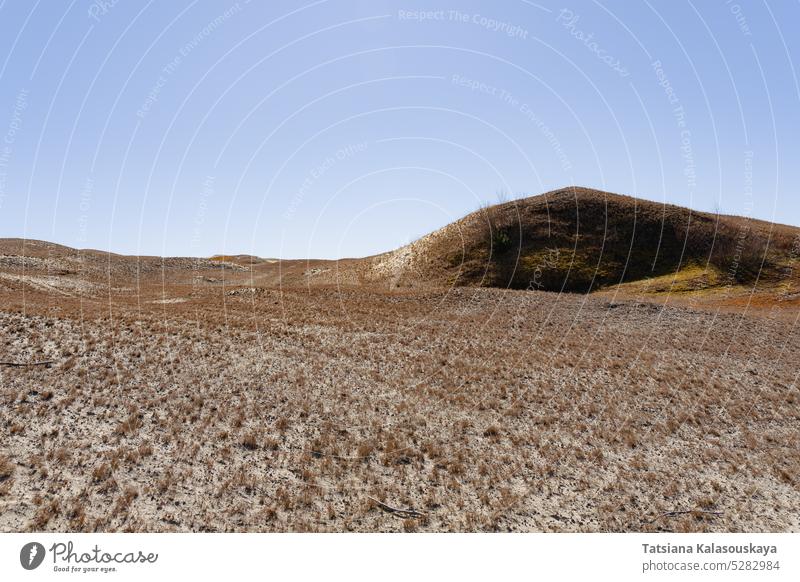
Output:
0 0 798 259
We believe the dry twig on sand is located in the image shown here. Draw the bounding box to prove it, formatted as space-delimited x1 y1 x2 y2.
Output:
0 360 53 367
367 496 427 518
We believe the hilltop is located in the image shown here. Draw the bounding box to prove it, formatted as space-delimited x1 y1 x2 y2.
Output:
361 187 800 295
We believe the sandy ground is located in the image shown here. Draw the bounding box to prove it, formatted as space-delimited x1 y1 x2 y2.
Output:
0 244 798 533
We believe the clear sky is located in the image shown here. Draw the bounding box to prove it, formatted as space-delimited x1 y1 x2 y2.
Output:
0 0 797 259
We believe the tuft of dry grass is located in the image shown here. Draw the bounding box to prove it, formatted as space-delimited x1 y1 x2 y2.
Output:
0 456 15 484
240 433 258 451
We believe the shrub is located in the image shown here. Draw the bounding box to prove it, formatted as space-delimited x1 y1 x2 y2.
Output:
492 229 512 253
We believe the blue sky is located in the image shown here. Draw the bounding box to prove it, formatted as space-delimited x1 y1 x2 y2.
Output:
0 0 797 259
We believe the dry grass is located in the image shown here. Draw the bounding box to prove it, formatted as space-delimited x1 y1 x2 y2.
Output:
1 280 797 532
0 455 15 487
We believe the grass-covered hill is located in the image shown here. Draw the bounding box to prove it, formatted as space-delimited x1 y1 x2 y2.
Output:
366 187 800 294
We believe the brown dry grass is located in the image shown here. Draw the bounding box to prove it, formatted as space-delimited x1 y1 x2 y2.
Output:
1 277 798 532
